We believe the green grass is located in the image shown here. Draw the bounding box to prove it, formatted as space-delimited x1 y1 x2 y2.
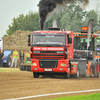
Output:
50 93 100 100
0 68 20 72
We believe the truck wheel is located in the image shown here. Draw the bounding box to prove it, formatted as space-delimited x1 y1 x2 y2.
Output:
6 56 11 67
26 66 31 71
23 66 26 71
76 66 80 78
95 63 99 78
64 73 70 79
33 72 39 78
26 66 29 71
91 60 97 76
97 60 99 78
89 65 92 77
92 61 99 78
29 66 31 71
20 65 23 71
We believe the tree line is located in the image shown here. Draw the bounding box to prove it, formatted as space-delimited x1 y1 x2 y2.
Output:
5 3 100 36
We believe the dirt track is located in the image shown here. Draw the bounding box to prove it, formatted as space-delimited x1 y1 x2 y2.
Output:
0 68 100 100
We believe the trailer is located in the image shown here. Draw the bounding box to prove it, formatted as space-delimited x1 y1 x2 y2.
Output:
20 56 31 71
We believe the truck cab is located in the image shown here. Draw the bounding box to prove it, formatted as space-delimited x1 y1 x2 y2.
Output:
28 29 73 78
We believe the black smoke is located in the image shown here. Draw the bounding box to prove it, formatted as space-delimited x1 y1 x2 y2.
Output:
38 0 89 30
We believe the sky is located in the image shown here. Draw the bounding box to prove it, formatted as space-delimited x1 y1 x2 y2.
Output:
0 0 100 38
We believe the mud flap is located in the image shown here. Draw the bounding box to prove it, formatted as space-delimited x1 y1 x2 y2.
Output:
78 60 86 77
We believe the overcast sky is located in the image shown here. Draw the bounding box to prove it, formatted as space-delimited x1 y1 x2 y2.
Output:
0 0 100 38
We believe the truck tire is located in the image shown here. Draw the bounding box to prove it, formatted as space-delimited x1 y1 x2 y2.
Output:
76 66 80 78
97 60 99 78
33 72 39 78
26 66 29 71
28 66 31 71
23 66 26 71
26 66 31 71
95 61 99 78
89 65 92 77
64 73 70 79
90 59 97 76
27 66 31 71
5 56 11 67
92 60 99 78
20 65 23 71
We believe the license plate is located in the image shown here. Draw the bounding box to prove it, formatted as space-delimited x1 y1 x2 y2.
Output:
44 69 52 71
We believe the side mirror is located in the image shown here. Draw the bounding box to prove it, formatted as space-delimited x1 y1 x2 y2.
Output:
28 34 31 46
69 38 72 43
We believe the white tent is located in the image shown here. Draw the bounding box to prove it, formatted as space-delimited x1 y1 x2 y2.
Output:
0 37 3 50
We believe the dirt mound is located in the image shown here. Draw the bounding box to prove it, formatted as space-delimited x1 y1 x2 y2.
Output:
3 30 32 51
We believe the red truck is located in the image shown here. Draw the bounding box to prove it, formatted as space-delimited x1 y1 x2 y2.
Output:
27 19 99 79
27 27 79 78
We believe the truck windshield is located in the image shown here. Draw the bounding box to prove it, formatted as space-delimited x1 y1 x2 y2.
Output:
74 37 95 51
33 35 66 46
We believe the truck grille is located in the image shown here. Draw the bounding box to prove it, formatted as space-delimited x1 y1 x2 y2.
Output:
33 51 64 59
39 60 58 68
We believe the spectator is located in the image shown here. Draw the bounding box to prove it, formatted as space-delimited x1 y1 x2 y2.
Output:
11 49 18 68
19 50 24 64
0 50 4 67
25 51 30 57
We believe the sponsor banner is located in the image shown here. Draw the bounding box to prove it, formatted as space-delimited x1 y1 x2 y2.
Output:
33 47 64 51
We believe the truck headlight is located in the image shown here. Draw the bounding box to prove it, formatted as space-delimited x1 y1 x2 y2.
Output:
32 63 37 66
60 63 66 66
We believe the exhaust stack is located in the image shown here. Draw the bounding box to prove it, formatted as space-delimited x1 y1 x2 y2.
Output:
48 19 60 31
52 19 57 28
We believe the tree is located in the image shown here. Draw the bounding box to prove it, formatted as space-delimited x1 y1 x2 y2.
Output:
82 10 98 26
6 11 40 35
60 4 87 32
